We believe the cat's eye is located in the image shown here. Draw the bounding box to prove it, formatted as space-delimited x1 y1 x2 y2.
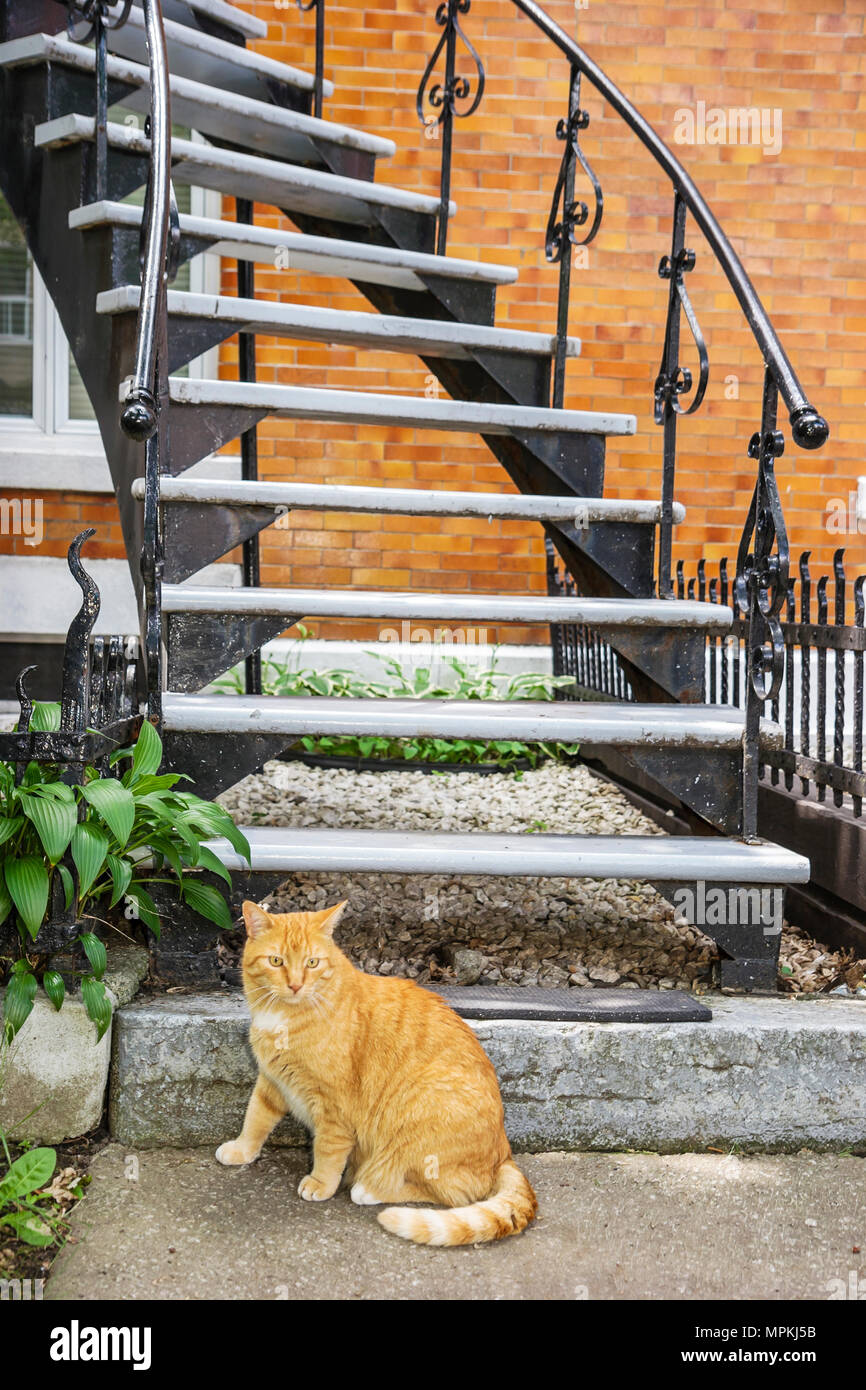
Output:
268 955 284 967
306 957 319 969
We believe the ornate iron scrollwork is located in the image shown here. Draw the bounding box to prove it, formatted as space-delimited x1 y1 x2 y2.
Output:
654 194 709 596
417 0 485 129
65 0 133 41
654 245 709 424
545 71 603 263
736 370 791 837
735 421 790 706
417 0 485 255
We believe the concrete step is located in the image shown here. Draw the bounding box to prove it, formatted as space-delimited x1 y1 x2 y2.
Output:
161 584 728 628
0 34 389 166
162 694 779 749
108 3 327 105
159 377 636 437
72 201 519 294
204 826 809 881
135 476 684 525
99 286 580 360
36 114 445 227
106 992 866 1154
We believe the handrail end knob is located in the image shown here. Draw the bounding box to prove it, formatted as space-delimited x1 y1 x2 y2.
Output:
121 394 157 442
790 407 829 451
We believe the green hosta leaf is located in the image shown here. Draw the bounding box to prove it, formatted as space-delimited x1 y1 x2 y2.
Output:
42 970 65 1012
80 778 135 848
0 866 13 927
131 718 163 781
29 701 61 732
70 822 110 898
5 856 49 939
0 815 24 848
123 772 186 796
181 880 233 931
146 834 184 878
27 781 75 801
187 843 231 888
0 1146 55 1199
136 798 201 863
78 931 107 981
2 967 37 1043
304 674 331 696
124 883 161 937
80 975 112 1042
57 863 74 913
0 1210 54 1246
181 804 250 864
105 853 133 910
17 791 77 864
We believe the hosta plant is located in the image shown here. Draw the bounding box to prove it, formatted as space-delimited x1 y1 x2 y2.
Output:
0 709 249 1044
218 646 580 770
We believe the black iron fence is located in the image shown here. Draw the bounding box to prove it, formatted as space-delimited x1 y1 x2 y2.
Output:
547 541 866 819
0 531 141 951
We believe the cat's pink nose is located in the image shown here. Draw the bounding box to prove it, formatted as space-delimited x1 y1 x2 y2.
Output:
289 984 303 994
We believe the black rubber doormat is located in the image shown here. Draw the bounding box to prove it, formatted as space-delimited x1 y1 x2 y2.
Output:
431 985 712 1023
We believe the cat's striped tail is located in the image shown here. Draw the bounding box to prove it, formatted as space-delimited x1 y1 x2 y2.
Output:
377 1160 537 1246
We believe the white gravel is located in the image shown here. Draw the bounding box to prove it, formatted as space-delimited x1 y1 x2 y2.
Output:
218 760 719 991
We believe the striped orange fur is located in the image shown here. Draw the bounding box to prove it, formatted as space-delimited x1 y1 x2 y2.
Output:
215 900 537 1246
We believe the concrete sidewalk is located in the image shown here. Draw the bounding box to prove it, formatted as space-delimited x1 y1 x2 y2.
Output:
48 1145 865 1301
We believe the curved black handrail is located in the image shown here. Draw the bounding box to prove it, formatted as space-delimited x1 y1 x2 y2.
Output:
119 0 172 442
510 0 828 453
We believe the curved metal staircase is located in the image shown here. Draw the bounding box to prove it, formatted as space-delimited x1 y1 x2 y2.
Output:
0 0 828 990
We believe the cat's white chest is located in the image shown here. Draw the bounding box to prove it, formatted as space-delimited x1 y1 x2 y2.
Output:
250 1017 315 1131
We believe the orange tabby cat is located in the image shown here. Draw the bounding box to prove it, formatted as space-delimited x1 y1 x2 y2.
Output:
216 899 537 1246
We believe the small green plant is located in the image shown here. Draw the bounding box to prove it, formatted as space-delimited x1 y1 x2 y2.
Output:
0 1139 78 1249
0 709 250 1043
296 734 580 770
216 646 580 769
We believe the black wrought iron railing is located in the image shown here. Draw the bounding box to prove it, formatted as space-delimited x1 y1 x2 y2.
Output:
82 0 174 728
63 0 830 846
548 542 866 822
409 0 831 835
296 0 326 120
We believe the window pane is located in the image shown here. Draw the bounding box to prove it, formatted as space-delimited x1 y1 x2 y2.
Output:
69 353 96 421
68 123 195 416
0 192 33 416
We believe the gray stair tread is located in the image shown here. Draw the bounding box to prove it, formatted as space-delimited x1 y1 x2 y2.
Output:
136 476 685 524
151 0 268 39
161 584 731 628
206 826 811 882
37 115 446 226
100 286 579 359
110 4 327 100
162 693 778 748
0 34 389 162
160 378 637 436
71 201 519 290
429 984 712 1023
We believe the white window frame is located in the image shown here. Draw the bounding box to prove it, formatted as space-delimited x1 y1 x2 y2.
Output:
0 175 222 487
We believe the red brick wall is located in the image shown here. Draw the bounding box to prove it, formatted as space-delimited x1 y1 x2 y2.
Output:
227 0 866 638
9 0 864 645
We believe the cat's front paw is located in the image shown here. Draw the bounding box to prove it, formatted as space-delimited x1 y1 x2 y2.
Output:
216 1139 259 1167
298 1173 337 1202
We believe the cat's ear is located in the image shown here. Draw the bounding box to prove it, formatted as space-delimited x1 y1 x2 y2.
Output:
319 901 348 938
242 900 272 938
